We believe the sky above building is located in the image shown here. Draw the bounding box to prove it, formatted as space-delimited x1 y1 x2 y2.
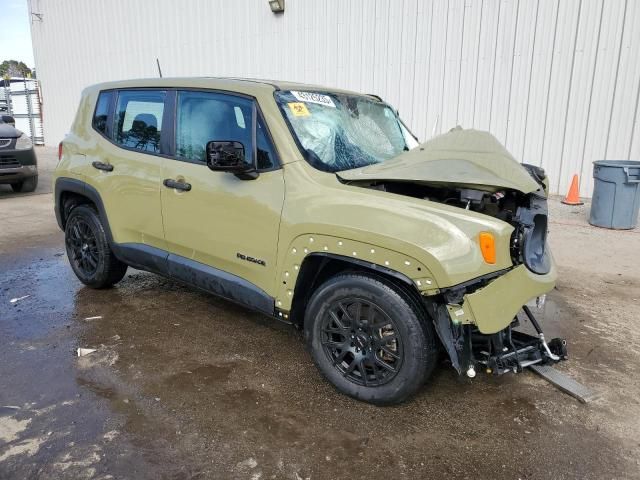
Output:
0 0 35 68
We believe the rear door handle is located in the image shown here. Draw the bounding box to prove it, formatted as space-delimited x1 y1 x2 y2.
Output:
163 178 192 192
92 161 114 172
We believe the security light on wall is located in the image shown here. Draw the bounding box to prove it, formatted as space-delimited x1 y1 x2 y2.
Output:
269 0 284 13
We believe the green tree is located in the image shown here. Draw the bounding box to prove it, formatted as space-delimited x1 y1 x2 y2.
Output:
0 60 33 78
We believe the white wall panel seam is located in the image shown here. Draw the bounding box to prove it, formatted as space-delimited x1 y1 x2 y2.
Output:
455 0 467 124
628 77 640 159
606 0 640 161
471 0 484 127
409 0 420 128
538 0 561 171
603 0 629 160
439 0 451 135
519 0 541 162
503 0 520 146
370 0 379 95
578 0 605 182
487 0 502 133
423 0 436 138
556 0 583 193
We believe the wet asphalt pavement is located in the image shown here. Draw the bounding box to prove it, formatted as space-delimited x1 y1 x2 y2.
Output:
1 162 640 479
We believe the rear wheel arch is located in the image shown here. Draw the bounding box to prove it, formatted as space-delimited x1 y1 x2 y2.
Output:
60 191 95 225
55 178 114 244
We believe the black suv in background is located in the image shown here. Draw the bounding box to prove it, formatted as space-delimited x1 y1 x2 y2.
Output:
0 115 38 193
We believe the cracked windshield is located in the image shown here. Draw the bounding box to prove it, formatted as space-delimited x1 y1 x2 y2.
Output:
276 90 418 172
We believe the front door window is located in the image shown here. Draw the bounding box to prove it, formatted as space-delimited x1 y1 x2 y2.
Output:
175 91 277 170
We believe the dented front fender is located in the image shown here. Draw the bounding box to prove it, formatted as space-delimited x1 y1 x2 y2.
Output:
274 233 439 311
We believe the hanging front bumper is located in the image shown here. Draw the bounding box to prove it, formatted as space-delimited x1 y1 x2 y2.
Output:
445 262 557 335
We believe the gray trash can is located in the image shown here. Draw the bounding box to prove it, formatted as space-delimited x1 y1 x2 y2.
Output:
589 160 640 229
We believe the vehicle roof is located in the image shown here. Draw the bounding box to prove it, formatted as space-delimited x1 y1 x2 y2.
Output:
86 77 377 99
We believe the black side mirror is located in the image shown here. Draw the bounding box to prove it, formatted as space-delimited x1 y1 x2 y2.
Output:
206 141 258 180
1 115 15 127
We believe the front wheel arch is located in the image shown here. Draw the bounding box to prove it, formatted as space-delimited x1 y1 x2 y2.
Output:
289 253 422 328
275 234 438 319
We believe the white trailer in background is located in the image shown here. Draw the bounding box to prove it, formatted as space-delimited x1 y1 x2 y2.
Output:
1 77 44 145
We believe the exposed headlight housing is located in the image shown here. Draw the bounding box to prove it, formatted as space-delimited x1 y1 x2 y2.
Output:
510 194 551 275
15 134 33 150
522 214 551 274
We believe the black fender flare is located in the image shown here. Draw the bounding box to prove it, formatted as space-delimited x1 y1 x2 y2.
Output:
288 252 420 327
303 252 416 287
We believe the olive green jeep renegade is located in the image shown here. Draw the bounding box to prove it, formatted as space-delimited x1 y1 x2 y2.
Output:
54 78 566 404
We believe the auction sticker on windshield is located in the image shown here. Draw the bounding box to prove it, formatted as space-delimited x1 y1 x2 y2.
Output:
291 91 336 108
288 102 310 117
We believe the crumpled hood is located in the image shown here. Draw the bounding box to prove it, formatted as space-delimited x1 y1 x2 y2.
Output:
337 128 540 194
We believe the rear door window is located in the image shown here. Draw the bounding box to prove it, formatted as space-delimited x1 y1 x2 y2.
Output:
113 90 166 153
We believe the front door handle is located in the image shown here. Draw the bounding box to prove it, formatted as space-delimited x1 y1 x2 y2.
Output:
163 178 192 192
92 161 113 172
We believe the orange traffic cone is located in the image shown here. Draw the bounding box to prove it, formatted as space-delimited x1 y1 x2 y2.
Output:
561 174 584 205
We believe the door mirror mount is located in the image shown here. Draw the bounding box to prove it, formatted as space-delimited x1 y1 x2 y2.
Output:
206 141 258 180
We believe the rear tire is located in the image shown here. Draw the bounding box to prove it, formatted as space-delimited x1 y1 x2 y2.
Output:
304 273 438 405
11 175 38 193
64 204 127 288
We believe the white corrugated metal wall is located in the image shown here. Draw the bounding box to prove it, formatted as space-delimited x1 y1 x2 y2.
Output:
29 0 640 196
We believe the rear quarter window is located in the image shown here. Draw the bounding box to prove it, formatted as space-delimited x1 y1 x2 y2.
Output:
92 91 113 135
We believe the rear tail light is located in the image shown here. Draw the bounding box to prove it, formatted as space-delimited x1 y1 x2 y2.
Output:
478 232 496 264
58 142 63 162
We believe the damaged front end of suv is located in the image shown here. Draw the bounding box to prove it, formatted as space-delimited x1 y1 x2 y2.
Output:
338 127 568 378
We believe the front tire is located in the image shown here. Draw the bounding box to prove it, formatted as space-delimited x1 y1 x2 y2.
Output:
64 205 127 288
305 273 437 405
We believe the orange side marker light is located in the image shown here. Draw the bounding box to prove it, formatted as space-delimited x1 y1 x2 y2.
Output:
478 232 496 264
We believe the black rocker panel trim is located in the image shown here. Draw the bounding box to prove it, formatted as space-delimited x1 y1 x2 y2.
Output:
112 243 274 316
111 243 168 275
166 253 274 315
109 243 274 316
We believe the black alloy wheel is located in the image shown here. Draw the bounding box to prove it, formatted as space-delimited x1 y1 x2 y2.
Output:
67 217 100 277
64 205 128 288
305 273 438 405
320 298 403 387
